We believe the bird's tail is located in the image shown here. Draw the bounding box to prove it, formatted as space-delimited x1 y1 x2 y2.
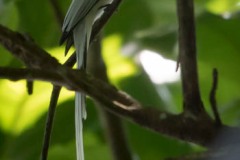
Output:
73 20 88 160
75 92 85 160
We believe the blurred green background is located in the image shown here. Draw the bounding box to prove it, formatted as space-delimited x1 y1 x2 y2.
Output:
0 0 240 159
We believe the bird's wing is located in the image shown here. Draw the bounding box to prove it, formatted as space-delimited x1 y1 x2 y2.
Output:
60 0 99 44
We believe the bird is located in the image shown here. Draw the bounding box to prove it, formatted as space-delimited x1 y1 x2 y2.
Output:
60 0 111 160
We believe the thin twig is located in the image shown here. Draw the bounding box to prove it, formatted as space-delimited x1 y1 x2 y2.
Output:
209 68 222 126
41 86 61 160
41 45 76 160
41 52 76 160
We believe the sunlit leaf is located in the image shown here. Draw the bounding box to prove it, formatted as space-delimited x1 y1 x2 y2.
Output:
206 0 240 14
102 35 138 82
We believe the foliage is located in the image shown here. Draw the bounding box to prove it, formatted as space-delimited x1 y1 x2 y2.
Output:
0 0 240 159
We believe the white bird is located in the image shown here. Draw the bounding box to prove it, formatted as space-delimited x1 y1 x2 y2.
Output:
60 0 111 160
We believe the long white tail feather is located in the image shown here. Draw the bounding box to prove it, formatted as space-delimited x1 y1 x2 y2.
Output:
73 12 94 160
75 92 85 160
73 19 87 160
62 1 112 160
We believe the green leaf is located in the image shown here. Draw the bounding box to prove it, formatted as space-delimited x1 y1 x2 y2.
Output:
206 0 240 14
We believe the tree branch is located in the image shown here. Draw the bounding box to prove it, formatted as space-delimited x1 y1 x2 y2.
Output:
0 66 226 146
210 68 222 126
0 25 60 69
177 0 204 115
41 85 61 160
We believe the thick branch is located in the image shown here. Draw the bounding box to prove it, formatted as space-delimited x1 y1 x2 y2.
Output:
177 0 204 115
0 66 226 146
0 25 60 69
